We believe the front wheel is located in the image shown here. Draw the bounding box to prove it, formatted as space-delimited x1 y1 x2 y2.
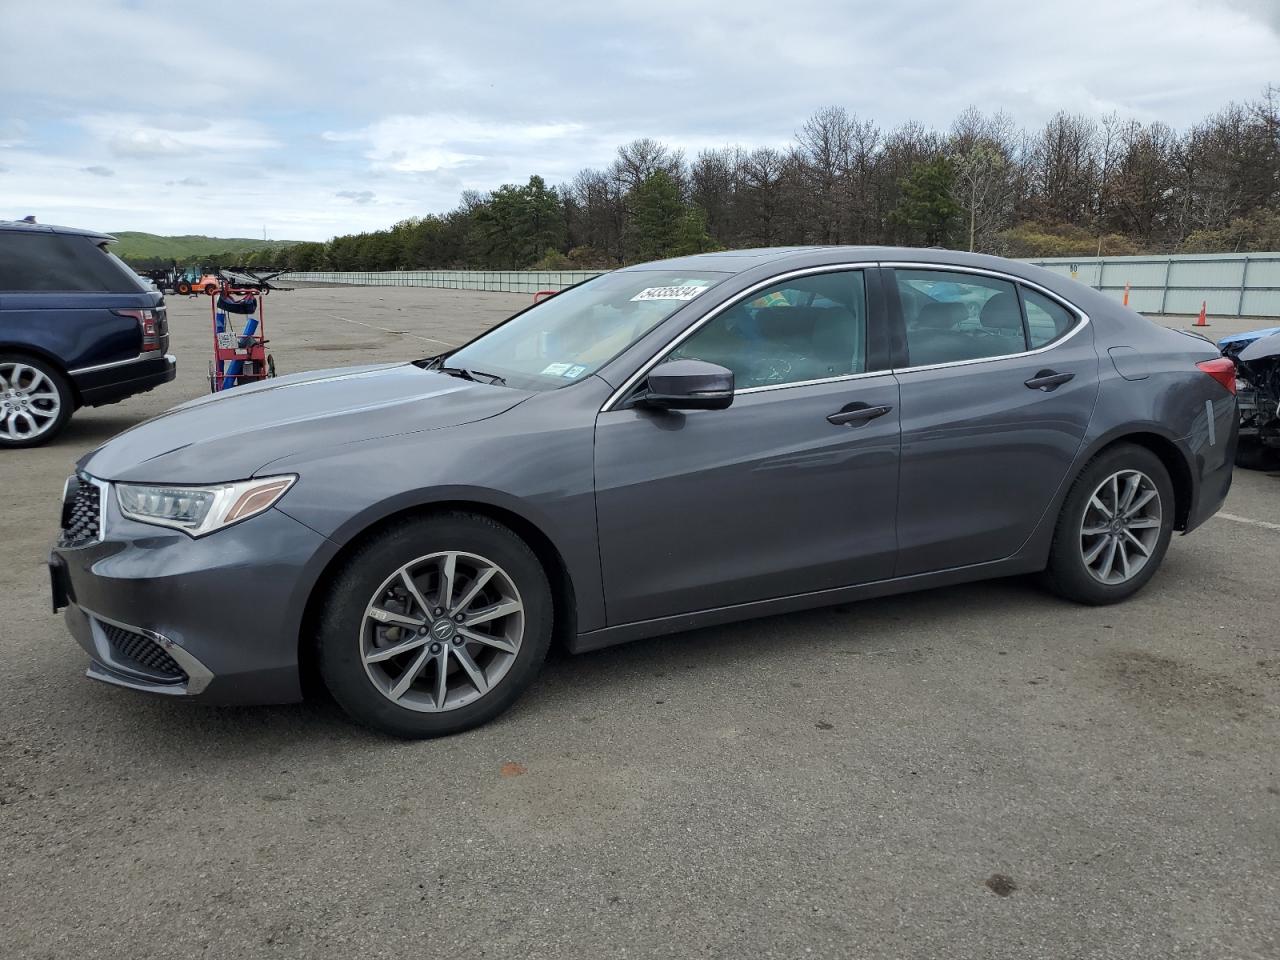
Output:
317 513 553 738
1042 444 1175 605
0 355 74 448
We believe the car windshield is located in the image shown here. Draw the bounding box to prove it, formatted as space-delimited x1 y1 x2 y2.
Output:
439 270 728 390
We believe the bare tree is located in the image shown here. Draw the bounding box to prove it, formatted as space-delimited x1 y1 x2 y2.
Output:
952 142 1014 252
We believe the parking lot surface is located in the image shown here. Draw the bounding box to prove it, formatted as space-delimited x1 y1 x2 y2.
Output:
2 287 1278 959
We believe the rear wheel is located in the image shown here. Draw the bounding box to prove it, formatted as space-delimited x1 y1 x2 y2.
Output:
1043 444 1175 605
0 354 74 448
317 513 553 738
203 283 217 295
176 281 192 296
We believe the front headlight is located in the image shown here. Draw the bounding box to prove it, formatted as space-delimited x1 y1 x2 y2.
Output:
115 475 296 537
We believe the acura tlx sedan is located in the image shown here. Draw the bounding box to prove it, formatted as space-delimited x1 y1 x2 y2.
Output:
49 247 1237 737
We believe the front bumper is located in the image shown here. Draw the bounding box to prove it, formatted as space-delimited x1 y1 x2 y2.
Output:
51 482 336 705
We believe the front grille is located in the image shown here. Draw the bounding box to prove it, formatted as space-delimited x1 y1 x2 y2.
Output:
59 476 102 547
100 621 186 682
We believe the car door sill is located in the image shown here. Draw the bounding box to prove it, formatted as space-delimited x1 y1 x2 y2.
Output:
570 554 1044 654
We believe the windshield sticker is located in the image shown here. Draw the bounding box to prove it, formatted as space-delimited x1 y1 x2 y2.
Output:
540 362 573 376
563 364 587 379
630 285 707 302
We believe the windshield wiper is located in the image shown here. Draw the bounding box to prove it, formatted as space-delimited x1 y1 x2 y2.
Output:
438 365 506 386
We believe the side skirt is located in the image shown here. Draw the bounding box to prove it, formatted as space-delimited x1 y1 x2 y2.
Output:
570 554 1045 654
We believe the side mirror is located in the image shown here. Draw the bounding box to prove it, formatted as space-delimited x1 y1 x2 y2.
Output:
639 359 734 411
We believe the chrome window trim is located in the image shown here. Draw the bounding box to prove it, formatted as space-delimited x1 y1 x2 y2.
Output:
67 349 166 376
883 262 1091 374
736 369 894 395
601 261 879 412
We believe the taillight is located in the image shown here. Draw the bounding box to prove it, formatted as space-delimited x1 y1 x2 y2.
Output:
112 309 159 351
1196 357 1237 395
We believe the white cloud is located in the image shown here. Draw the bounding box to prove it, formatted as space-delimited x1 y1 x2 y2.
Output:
2 0 1278 239
82 165 114 177
78 114 280 159
325 115 586 174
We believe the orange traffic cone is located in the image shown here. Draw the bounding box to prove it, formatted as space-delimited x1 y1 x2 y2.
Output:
1195 301 1209 327
1122 281 1130 306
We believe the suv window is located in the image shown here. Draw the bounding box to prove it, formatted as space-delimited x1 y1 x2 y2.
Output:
1022 287 1076 348
895 269 1026 366
666 270 867 389
0 233 144 293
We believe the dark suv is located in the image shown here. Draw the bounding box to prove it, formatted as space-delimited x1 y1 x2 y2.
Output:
0 220 175 447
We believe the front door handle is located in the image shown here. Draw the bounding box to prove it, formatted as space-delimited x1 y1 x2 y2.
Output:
827 403 893 426
1024 369 1075 392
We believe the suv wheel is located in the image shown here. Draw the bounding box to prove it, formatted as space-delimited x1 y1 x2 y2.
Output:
1043 444 1175 605
0 355 74 448
317 513 553 738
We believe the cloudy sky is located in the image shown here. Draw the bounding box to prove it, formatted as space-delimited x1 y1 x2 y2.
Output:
1 0 1277 241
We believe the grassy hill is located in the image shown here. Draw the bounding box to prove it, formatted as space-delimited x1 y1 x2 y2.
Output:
109 232 299 266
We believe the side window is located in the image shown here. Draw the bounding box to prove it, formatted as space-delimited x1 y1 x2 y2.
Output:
0 234 131 293
895 269 1026 367
665 271 867 390
1022 287 1077 348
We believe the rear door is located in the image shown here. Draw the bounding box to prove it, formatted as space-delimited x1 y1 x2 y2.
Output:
888 265 1099 576
0 232 156 369
593 266 901 625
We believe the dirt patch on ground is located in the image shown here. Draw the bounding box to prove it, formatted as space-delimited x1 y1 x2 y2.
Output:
1102 649 1259 722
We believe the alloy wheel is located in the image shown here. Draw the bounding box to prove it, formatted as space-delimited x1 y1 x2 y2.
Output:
0 361 63 443
360 551 524 712
1079 469 1162 585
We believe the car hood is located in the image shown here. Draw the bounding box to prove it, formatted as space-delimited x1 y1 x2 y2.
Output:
1217 326 1280 350
79 362 532 483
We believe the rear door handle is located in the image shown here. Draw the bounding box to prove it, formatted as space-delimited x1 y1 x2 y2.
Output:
827 403 893 426
1024 370 1074 392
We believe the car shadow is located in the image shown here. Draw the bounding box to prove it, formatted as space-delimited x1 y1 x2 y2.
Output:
51 412 152 447
72 575 1054 763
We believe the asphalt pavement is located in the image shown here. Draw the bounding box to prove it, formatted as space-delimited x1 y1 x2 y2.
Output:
2 287 1277 959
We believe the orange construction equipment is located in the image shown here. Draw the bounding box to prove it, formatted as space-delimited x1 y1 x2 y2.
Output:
1195 301 1209 327
175 272 220 297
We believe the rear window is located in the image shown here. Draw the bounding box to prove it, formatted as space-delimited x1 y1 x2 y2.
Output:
0 232 146 293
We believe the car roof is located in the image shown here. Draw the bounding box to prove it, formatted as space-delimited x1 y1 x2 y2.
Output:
0 219 115 242
620 244 1123 325
622 245 1053 276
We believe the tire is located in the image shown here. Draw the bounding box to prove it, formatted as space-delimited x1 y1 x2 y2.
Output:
203 283 217 295
1042 443 1175 605
176 281 192 296
1235 439 1279 471
317 512 553 738
0 354 74 448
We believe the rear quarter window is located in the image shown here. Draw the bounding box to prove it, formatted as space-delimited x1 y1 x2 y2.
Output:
1022 287 1078 348
0 233 145 293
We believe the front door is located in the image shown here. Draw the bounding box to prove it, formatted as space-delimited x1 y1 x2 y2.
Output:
594 267 901 626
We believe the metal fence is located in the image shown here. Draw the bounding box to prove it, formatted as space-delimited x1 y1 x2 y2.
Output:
280 269 602 294
284 252 1280 317
1028 253 1280 317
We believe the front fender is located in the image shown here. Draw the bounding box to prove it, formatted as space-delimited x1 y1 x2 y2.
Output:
268 387 607 633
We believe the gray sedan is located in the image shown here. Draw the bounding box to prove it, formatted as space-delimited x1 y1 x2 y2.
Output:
49 247 1238 737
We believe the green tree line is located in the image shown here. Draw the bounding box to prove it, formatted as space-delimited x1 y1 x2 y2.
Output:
249 86 1280 273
